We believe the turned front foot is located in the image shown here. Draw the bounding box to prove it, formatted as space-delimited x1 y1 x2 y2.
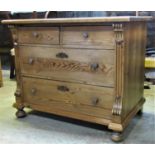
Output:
111 131 123 142
16 109 27 118
137 107 143 115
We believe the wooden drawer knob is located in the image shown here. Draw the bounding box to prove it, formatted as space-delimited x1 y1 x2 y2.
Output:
32 32 39 38
28 58 34 65
56 52 68 59
31 88 37 95
14 42 18 46
90 63 99 71
14 90 21 97
92 97 99 106
57 86 69 92
83 32 89 39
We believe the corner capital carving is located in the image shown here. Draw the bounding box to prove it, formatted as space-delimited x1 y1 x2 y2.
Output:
112 96 123 116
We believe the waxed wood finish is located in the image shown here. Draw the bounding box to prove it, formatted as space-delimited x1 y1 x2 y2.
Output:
108 22 147 129
0 59 2 87
2 16 152 25
18 27 59 45
19 46 115 87
22 77 114 119
121 22 147 120
61 26 115 49
3 17 149 140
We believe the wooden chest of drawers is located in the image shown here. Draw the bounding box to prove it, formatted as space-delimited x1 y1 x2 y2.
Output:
2 16 151 141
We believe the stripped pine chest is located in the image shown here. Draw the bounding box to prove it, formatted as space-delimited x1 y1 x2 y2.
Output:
2 16 151 141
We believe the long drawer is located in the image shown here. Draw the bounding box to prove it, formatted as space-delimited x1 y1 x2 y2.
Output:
22 77 114 118
18 27 59 45
19 46 115 87
61 26 115 49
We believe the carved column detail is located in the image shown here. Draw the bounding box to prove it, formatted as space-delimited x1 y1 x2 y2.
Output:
112 24 124 116
9 25 24 110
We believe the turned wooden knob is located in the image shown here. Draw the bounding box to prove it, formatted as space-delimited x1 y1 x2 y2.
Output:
28 58 34 65
32 32 39 38
57 86 69 92
31 88 37 95
91 63 99 71
92 97 99 106
83 32 89 38
14 42 18 46
14 90 21 97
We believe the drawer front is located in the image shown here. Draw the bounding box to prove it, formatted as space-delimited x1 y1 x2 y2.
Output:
23 77 114 118
18 27 59 45
61 26 115 49
19 46 115 87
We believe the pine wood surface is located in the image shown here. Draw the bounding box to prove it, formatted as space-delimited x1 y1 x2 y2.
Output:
19 46 115 87
2 16 152 25
3 17 150 141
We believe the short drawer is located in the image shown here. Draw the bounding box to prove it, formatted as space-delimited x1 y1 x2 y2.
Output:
19 46 115 87
22 77 114 118
61 26 115 49
18 27 59 45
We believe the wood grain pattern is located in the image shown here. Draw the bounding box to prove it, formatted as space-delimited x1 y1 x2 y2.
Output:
3 17 149 140
28 103 111 126
14 45 25 110
22 77 114 118
121 22 147 121
18 27 59 45
112 23 124 116
61 26 115 49
109 97 145 132
2 16 152 25
19 46 115 87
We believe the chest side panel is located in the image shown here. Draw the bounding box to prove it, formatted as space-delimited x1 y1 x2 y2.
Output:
122 22 146 119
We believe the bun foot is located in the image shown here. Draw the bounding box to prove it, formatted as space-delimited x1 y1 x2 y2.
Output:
137 107 143 115
111 132 123 142
16 109 27 118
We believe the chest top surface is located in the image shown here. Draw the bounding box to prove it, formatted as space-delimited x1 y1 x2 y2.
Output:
1 16 152 25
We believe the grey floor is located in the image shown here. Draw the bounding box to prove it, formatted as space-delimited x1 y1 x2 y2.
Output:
0 70 155 144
